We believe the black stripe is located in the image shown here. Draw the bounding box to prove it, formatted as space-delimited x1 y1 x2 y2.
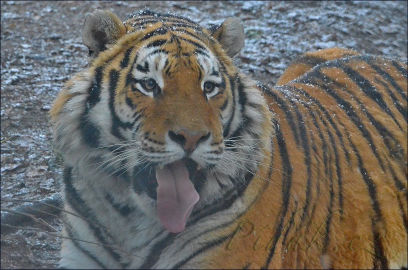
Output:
293 54 325 67
322 174 334 253
172 235 231 269
214 174 227 188
288 99 313 227
131 112 142 127
109 70 126 140
227 128 246 153
147 49 168 59
318 112 336 251
166 22 202 31
195 49 210 58
310 108 341 217
223 75 236 137
237 78 247 113
290 85 343 220
106 69 137 180
146 39 167 48
366 58 407 101
303 178 320 235
177 36 207 51
281 200 298 246
139 234 174 268
128 50 140 78
374 78 406 123
136 62 149 73
391 60 407 78
397 194 408 232
79 113 100 148
343 62 400 128
87 67 103 107
79 67 104 148
134 17 198 27
266 90 300 146
172 28 205 43
188 169 255 226
299 113 326 226
265 83 345 222
108 69 134 141
131 162 157 199
386 159 407 192
371 219 388 269
326 120 343 215
164 59 172 76
63 167 124 265
276 89 315 230
135 10 198 25
120 47 133 68
307 69 387 170
220 97 229 111
126 96 135 109
286 92 336 253
385 159 408 234
140 27 168 41
211 69 220 77
126 72 134 87
131 18 203 33
263 119 293 268
226 78 255 140
331 68 404 165
64 221 107 269
339 125 388 268
105 193 134 217
349 140 384 229
276 84 351 166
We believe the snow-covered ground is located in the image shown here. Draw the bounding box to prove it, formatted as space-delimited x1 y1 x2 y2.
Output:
1 1 407 268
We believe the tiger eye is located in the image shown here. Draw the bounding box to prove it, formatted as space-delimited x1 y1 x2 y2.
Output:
144 78 157 92
203 81 216 93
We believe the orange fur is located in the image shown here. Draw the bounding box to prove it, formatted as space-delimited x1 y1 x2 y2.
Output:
206 53 407 269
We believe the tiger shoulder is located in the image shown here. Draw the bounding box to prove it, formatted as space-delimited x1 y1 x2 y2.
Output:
50 9 407 269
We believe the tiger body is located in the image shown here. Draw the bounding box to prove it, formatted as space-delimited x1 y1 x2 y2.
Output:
50 10 407 269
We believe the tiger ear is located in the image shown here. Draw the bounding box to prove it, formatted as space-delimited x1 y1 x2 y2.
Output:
209 17 245 57
82 10 126 57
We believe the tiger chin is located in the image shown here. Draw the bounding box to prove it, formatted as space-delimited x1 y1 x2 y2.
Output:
50 9 407 269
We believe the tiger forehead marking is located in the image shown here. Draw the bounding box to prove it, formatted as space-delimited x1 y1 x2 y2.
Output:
129 33 221 92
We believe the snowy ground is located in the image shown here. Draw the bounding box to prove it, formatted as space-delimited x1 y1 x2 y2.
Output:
1 1 407 268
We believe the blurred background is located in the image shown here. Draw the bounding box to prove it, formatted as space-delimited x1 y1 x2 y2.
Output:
1 1 407 268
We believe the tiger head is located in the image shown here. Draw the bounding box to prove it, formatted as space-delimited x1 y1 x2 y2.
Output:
51 10 272 233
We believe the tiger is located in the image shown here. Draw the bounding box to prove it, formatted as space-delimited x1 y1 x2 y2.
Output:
50 9 407 269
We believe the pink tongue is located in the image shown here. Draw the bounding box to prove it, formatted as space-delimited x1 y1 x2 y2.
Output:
156 160 200 233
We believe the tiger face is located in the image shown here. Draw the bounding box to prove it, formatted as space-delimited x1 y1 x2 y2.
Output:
52 10 270 234
115 31 229 233
125 39 225 167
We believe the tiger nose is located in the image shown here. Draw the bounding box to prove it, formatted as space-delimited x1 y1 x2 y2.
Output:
168 129 211 153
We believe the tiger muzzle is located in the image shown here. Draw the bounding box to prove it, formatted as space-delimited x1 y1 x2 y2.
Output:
168 129 211 154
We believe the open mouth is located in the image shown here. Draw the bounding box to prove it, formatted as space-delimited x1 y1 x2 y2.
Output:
132 158 205 233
